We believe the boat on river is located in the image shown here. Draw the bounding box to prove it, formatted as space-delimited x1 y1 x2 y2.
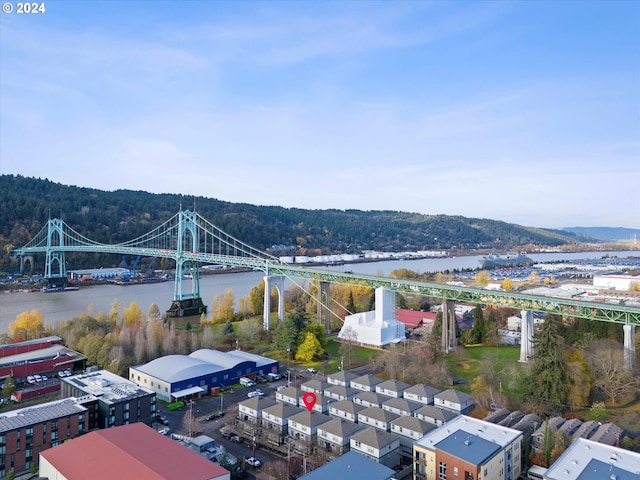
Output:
479 251 533 269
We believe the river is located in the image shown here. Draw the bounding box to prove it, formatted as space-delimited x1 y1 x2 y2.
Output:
0 250 637 333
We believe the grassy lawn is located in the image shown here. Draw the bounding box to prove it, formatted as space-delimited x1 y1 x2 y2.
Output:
445 345 527 396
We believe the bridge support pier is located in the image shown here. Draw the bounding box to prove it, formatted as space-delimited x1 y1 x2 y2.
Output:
519 310 535 363
623 324 636 370
20 255 34 274
317 281 331 334
441 300 457 354
263 275 285 331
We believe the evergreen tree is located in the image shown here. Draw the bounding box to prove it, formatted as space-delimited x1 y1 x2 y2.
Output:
346 291 357 314
523 315 569 414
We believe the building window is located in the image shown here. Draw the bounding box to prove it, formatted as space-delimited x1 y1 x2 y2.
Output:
438 462 447 480
454 467 458 476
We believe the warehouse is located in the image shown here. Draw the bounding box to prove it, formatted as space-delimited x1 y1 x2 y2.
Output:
129 349 279 402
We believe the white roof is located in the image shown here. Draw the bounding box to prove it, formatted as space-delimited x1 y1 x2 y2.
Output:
132 355 225 383
545 438 640 480
415 415 521 450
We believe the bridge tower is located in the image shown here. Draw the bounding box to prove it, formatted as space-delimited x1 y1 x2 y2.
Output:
262 275 285 330
166 211 207 317
519 310 535 363
623 323 636 370
441 300 457 353
44 219 68 289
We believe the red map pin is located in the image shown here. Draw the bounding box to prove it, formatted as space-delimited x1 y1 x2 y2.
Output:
302 392 317 412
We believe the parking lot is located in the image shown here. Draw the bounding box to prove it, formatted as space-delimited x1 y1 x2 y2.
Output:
155 371 315 478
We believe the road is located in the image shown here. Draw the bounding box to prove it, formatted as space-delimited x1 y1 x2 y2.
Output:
156 369 322 479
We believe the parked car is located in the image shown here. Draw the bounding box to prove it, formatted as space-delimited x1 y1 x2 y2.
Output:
221 430 233 438
160 416 169 425
229 435 242 443
247 390 264 398
245 457 261 467
158 428 170 435
26 376 35 384
206 411 224 421
276 385 286 391
307 367 318 374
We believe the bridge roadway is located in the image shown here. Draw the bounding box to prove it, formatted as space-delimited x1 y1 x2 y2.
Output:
13 243 640 326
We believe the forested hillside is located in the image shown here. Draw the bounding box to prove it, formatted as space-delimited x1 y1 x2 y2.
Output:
0 174 586 272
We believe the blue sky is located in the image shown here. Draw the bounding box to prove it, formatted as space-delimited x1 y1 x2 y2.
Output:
1 1 638 229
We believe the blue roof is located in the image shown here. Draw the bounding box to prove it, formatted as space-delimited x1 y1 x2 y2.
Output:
576 459 639 480
435 429 501 466
299 451 395 480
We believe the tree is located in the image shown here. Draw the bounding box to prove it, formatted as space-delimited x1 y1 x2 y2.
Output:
585 339 638 404
305 323 327 351
295 332 323 362
338 326 359 366
1 375 15 398
9 309 45 341
523 316 569 414
469 305 486 344
182 403 199 437
475 270 490 287
346 291 357 314
502 278 513 291
211 290 235 324
222 320 237 348
123 301 144 327
272 317 301 359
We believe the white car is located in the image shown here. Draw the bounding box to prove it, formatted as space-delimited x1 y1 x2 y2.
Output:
247 390 264 398
307 367 318 374
27 376 36 384
245 457 261 467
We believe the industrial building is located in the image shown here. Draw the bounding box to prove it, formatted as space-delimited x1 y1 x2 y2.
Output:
129 349 279 402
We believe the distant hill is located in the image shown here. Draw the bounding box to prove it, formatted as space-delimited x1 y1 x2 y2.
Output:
0 174 591 272
563 227 640 242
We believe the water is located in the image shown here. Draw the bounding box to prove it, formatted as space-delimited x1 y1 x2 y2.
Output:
1 250 636 332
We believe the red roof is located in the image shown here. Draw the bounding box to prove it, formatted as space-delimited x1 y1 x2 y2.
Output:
395 309 437 328
40 423 229 480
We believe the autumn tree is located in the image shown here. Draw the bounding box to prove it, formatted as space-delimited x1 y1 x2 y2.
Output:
296 332 323 362
1 376 15 398
9 310 45 341
523 316 568 415
211 290 235 324
247 279 265 315
502 278 513 291
123 301 144 327
564 348 591 411
475 270 490 287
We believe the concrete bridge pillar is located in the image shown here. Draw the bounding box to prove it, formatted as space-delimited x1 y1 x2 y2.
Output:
441 300 456 353
317 281 331 334
519 310 535 363
263 275 285 331
623 324 636 370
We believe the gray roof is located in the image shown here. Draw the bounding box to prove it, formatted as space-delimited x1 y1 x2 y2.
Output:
301 379 329 393
299 451 395 480
329 399 365 415
414 405 458 423
376 379 411 394
239 396 277 411
289 410 332 429
327 370 359 384
558 418 583 436
435 429 501 466
352 426 398 449
483 408 511 424
262 402 301 419
589 423 623 445
352 374 383 388
382 397 421 414
318 418 366 438
132 355 225 383
434 388 473 403
403 383 441 399
324 385 357 398
358 406 400 424
0 398 87 433
277 386 302 399
391 416 434 435
354 391 386 407
497 410 524 427
571 420 599 440
532 416 565 437
511 413 542 435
